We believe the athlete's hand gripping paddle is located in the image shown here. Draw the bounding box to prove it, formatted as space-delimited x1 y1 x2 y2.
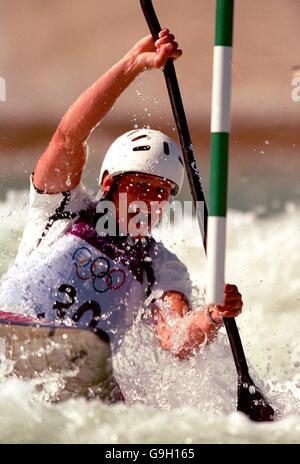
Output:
140 0 275 421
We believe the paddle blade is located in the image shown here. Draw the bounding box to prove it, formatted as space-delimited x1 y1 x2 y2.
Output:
237 375 276 422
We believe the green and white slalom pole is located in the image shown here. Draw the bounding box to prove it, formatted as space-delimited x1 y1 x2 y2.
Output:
206 0 275 421
206 0 233 305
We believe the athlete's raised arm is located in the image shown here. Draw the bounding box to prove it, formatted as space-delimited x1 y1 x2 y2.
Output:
154 284 243 359
33 29 182 193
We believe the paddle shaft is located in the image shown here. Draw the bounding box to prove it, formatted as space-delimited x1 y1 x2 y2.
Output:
140 1 207 246
140 0 248 376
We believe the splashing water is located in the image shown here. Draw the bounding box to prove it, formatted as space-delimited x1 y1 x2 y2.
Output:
0 190 300 443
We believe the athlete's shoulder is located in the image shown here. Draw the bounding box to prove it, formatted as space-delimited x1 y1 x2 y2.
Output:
149 238 182 264
17 177 95 260
145 238 193 304
29 174 93 215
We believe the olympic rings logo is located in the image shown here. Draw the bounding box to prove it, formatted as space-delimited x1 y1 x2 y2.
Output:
72 247 126 293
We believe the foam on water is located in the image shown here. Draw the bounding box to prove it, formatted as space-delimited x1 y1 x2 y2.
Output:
0 190 300 443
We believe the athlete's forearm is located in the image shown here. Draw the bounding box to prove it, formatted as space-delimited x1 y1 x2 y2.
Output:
33 51 142 193
57 29 182 143
175 309 220 359
58 53 141 143
155 306 220 360
33 31 181 193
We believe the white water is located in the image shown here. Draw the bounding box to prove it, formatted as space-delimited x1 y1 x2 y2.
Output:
0 190 300 444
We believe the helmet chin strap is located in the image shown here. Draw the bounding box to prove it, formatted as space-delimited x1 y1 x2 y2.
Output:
100 174 122 202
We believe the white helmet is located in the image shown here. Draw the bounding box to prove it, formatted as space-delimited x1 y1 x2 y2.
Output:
99 129 184 196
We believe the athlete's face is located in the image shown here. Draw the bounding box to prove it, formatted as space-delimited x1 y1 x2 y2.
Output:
102 172 173 236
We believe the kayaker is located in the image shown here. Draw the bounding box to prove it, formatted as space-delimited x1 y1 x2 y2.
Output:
0 29 242 358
